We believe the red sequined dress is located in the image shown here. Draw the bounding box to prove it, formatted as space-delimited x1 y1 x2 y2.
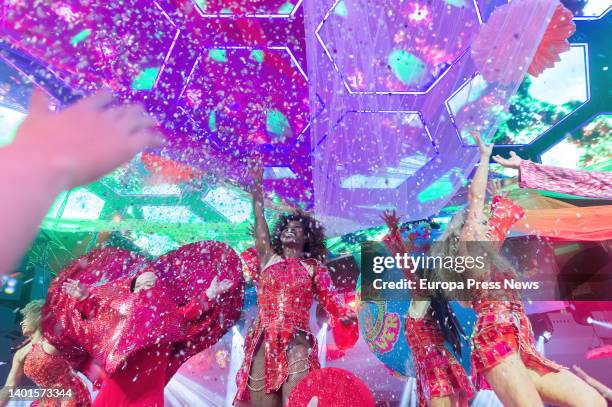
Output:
41 241 244 406
235 252 353 402
383 230 474 407
23 340 91 407
470 196 564 389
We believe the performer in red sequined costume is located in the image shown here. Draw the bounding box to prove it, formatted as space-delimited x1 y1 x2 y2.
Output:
0 300 91 407
41 241 244 407
381 215 473 407
436 133 606 406
235 158 357 407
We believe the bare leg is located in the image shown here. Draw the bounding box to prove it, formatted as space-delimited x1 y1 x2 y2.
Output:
528 369 606 407
483 352 544 407
281 333 312 406
248 341 282 407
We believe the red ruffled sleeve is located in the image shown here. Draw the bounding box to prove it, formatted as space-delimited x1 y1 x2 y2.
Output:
519 160 612 199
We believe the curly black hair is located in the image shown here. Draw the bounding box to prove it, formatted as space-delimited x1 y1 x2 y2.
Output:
270 210 328 263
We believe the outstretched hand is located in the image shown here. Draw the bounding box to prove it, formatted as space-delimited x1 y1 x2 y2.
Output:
492 151 523 169
487 179 508 198
339 310 358 326
379 209 401 232
206 276 233 300
62 279 89 300
13 88 164 190
471 132 493 158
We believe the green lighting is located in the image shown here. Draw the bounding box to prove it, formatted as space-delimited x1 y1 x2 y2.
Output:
250 50 265 64
417 169 464 203
541 114 612 171
70 29 91 46
208 110 217 132
388 50 426 85
208 49 227 63
194 0 207 11
444 0 467 7
203 186 253 223
61 189 105 220
128 231 180 256
266 110 291 138
131 67 160 90
278 2 294 14
334 0 348 17
142 206 203 223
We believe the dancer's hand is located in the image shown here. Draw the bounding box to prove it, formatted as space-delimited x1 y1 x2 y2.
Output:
472 131 493 158
492 151 523 169
206 276 233 300
62 279 89 300
379 210 401 232
339 310 357 325
11 88 164 191
487 179 508 198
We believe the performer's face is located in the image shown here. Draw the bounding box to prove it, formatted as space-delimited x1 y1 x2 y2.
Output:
134 271 158 292
281 220 306 249
20 315 36 336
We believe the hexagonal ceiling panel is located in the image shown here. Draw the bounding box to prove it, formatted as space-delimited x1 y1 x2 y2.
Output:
447 44 589 145
317 0 480 93
3 0 177 91
541 113 611 172
180 47 310 157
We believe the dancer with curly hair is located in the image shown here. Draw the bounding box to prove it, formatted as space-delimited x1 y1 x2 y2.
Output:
234 157 357 407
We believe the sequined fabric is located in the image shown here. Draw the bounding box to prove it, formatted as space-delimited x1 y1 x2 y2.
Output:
519 160 612 199
471 301 564 390
235 256 350 402
383 227 472 406
41 241 244 383
72 276 190 375
404 316 473 407
24 342 91 407
471 196 564 389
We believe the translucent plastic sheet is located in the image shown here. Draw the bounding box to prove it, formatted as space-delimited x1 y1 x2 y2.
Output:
304 0 558 235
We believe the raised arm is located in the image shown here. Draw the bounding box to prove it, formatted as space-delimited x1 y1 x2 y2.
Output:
380 210 410 257
380 210 415 275
62 279 99 319
462 133 493 241
0 348 26 407
248 156 273 267
0 90 162 274
178 277 234 322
